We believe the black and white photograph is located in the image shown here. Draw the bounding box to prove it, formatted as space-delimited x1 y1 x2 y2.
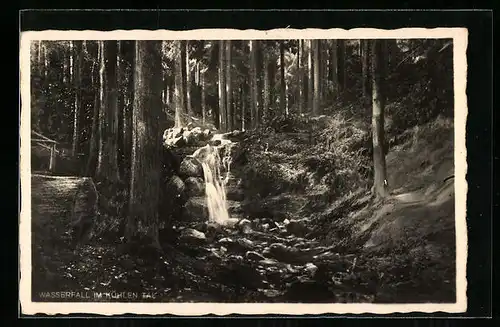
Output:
19 28 468 315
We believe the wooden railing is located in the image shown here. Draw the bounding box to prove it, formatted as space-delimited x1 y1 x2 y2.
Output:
31 131 60 173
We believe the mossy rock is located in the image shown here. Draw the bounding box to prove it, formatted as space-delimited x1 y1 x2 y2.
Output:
179 157 204 178
184 177 205 197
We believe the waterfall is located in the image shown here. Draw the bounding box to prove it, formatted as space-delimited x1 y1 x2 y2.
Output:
192 140 234 224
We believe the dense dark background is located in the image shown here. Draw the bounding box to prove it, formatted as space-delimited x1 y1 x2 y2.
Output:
17 9 493 321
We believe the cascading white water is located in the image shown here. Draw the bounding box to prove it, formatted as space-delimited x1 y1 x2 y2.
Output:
192 139 234 224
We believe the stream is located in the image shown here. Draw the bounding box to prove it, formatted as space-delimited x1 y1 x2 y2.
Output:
154 128 377 303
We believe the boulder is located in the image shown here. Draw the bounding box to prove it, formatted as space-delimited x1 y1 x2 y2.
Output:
183 197 208 221
202 129 212 140
179 228 206 245
165 175 185 197
237 218 253 234
179 156 204 178
219 217 240 228
184 177 205 197
246 251 266 261
162 148 181 176
182 129 196 146
224 130 246 142
304 263 318 278
163 127 186 148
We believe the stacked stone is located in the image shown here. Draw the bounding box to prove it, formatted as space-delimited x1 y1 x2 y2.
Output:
161 125 248 224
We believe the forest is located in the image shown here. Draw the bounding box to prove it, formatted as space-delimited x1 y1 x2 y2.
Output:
30 37 455 303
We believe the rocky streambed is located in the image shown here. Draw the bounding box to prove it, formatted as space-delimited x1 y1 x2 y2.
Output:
148 125 378 302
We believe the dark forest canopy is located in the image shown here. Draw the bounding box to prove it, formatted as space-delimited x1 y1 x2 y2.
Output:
30 38 453 144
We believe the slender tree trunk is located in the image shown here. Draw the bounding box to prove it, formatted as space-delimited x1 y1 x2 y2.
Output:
263 53 270 123
121 41 134 184
318 40 323 104
43 44 48 78
37 41 42 76
307 40 314 112
117 41 124 177
69 41 74 84
313 40 320 115
249 40 258 129
371 39 388 199
201 72 206 125
255 41 260 127
185 40 193 116
285 78 289 116
175 41 185 128
218 40 226 132
338 40 346 92
361 39 371 99
180 41 187 116
126 40 163 248
279 41 286 117
71 41 83 158
225 40 233 132
330 40 338 98
63 43 69 84
298 39 303 114
323 41 329 102
108 41 120 180
85 49 100 177
96 41 106 176
241 82 246 131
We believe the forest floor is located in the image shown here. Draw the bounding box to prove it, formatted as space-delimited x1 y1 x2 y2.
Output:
30 114 456 304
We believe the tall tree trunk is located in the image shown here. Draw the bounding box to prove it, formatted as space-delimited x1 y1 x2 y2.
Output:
386 39 398 68
249 40 258 129
185 40 193 116
218 40 226 132
268 56 276 119
307 40 314 112
241 83 246 131
361 39 371 99
313 40 320 115
318 40 323 103
126 40 163 248
322 41 329 102
298 39 303 114
69 41 74 84
85 47 100 177
37 41 42 76
63 43 69 84
225 40 233 132
263 53 270 123
329 39 338 94
71 41 83 158
337 40 346 92
371 39 388 199
121 41 134 183
43 44 48 78
96 41 106 176
279 41 286 117
175 41 185 128
201 72 206 125
96 41 120 181
180 41 187 116
117 41 124 177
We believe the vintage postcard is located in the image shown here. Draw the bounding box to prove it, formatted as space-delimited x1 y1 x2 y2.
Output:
19 27 468 315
